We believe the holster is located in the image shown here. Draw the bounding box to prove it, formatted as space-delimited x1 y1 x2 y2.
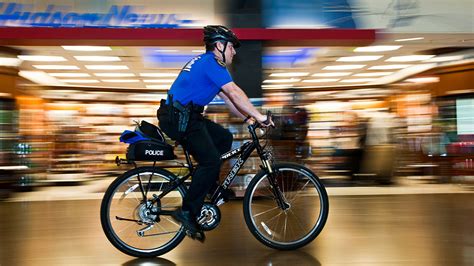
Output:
174 103 190 133
165 95 191 133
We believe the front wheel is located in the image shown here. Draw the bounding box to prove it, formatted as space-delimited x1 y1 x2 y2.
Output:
243 162 329 250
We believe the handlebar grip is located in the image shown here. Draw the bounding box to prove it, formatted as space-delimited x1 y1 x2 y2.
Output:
249 110 275 130
264 110 275 128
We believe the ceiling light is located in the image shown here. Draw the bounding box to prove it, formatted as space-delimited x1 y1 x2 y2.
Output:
302 79 339 83
140 73 179 77
425 55 464 62
0 57 22 67
270 72 309 77
395 37 424 42
102 79 140 83
406 77 440 83
74 56 121 62
263 78 301 83
340 78 377 83
369 64 412 70
323 65 365 70
94 73 135 77
19 71 63 85
146 84 171 89
59 79 100 83
354 45 402 52
386 55 435 62
49 73 91 77
18 55 67 62
62 46 112 51
192 50 205 53
33 65 80 70
312 72 352 77
354 72 394 77
143 79 175 83
85 65 129 70
337 55 383 62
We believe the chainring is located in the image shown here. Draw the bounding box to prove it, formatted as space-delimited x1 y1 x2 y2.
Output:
197 203 221 231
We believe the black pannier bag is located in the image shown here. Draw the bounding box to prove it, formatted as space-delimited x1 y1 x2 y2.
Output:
120 120 176 162
126 140 176 161
136 120 166 142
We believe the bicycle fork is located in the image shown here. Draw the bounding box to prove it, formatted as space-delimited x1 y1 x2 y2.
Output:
262 159 290 211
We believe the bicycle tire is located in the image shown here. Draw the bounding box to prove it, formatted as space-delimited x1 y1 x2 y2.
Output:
243 162 329 250
100 166 186 258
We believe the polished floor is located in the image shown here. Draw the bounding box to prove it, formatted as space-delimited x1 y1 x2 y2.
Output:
1 193 473 266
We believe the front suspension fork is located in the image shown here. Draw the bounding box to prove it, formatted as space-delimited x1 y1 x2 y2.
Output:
262 159 290 210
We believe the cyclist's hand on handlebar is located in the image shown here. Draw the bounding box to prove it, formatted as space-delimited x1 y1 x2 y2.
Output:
245 116 257 125
257 111 275 128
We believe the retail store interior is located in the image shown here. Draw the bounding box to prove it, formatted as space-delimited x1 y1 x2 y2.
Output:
0 32 473 201
0 0 472 264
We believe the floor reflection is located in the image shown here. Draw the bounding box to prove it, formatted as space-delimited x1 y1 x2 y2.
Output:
0 194 473 265
258 250 321 266
123 257 176 266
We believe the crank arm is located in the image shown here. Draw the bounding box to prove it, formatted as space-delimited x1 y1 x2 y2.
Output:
156 210 174 216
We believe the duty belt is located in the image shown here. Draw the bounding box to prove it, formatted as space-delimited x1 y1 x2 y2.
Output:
172 100 204 114
163 96 204 133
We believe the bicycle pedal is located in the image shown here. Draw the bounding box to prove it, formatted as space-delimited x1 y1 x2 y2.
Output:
184 230 205 243
185 229 193 237
194 232 206 243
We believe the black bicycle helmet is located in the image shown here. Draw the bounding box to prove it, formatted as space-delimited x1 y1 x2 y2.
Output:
203 25 241 48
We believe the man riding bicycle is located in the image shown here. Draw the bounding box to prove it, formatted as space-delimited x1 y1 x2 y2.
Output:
157 25 273 242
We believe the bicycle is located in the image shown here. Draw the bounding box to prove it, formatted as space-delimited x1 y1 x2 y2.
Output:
100 116 329 258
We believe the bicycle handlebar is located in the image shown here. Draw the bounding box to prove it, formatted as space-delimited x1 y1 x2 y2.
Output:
248 110 275 136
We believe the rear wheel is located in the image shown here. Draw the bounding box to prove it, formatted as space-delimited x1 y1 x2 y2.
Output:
100 166 186 257
243 163 329 250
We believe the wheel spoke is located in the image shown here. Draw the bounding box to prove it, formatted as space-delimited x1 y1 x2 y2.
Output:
259 210 285 224
251 206 279 218
249 202 276 208
289 208 309 235
288 179 311 204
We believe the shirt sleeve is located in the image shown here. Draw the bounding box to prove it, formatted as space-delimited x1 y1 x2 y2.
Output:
205 57 233 88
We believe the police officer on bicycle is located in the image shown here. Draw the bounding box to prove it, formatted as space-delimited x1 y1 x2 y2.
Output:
157 25 273 242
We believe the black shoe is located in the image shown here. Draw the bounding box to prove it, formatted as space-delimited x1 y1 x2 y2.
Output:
171 208 205 243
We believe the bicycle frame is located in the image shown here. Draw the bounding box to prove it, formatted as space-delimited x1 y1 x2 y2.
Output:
210 124 274 205
147 124 277 208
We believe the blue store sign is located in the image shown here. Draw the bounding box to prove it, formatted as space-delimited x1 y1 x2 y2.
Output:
0 2 197 28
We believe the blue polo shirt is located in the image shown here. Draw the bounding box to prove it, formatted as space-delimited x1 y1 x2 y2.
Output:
167 51 233 106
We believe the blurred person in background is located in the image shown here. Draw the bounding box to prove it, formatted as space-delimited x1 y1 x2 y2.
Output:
157 25 273 242
270 93 310 162
361 111 397 184
332 111 368 181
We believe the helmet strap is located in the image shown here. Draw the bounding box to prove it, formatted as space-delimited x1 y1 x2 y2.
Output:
215 41 228 64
